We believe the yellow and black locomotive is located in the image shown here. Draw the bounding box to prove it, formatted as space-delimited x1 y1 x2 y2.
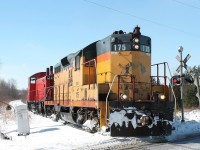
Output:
27 26 174 136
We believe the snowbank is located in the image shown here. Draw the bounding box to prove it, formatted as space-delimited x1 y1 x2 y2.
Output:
9 99 26 108
166 109 200 141
1 100 200 149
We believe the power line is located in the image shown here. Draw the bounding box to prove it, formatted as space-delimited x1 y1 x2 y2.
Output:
173 0 200 10
84 0 200 38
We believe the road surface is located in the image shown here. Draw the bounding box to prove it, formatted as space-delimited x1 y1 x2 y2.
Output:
124 136 200 150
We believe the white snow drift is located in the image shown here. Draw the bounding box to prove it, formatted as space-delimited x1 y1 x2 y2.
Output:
0 100 200 150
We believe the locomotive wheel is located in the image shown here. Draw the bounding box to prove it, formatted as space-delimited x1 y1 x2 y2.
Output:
45 106 54 117
76 108 87 125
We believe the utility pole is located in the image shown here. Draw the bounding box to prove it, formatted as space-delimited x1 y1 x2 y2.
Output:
176 46 191 122
178 46 185 122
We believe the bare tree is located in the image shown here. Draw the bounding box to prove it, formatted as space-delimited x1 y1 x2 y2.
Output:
0 78 20 102
8 79 18 99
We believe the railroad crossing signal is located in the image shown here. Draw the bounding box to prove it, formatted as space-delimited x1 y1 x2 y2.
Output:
172 75 181 85
175 46 190 123
176 54 191 73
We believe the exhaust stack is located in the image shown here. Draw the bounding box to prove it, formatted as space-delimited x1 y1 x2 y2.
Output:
50 66 53 75
46 68 49 76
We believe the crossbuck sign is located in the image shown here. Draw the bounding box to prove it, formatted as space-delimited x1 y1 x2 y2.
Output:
176 54 191 73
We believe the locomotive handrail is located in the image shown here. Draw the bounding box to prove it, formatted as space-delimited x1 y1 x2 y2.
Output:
150 62 167 100
167 76 177 122
93 59 99 111
105 74 118 122
152 62 177 121
166 62 177 122
151 62 168 66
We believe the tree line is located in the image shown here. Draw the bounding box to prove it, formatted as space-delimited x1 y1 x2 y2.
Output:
0 78 27 105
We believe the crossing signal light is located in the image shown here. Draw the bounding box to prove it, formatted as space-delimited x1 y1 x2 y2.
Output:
184 74 194 83
172 75 181 85
172 74 194 85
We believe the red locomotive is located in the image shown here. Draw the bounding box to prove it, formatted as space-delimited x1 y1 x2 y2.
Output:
27 66 54 115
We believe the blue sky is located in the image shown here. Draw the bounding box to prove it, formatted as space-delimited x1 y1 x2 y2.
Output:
0 0 200 89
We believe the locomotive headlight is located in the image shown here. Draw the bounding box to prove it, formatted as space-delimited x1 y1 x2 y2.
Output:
122 94 128 100
133 38 139 43
158 94 165 100
120 94 128 100
133 45 139 50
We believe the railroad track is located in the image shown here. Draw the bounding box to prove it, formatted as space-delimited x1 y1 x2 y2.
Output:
123 134 200 150
75 136 165 150
78 133 200 150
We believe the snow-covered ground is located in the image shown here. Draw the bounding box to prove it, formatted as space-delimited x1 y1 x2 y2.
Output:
166 109 200 141
1 100 200 150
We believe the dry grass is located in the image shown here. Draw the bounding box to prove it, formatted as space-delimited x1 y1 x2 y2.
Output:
0 104 15 131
